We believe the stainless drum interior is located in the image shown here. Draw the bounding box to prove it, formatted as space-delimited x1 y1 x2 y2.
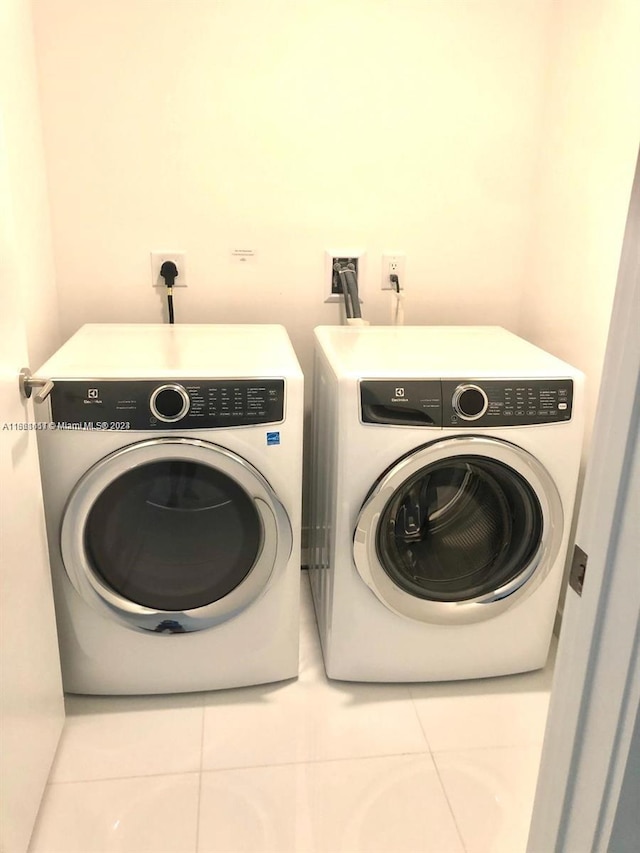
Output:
353 436 563 624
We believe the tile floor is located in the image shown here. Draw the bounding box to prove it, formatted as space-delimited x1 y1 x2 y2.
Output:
29 574 554 853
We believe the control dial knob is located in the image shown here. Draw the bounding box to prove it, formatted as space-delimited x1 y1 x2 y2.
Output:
150 384 190 423
452 383 488 421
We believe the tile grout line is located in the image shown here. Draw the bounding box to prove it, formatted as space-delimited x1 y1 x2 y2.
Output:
201 747 433 775
407 689 468 852
42 740 545 788
44 740 545 787
42 768 202 787
195 703 206 853
45 745 436 788
430 752 469 853
428 740 547 755
407 685 433 752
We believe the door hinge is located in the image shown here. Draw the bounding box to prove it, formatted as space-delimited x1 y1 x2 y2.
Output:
570 544 588 596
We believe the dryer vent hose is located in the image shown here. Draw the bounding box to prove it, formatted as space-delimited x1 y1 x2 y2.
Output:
337 264 364 321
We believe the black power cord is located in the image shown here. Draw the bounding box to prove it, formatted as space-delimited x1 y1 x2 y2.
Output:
159 260 178 324
389 273 403 325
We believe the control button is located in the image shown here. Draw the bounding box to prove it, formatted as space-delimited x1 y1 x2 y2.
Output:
452 384 489 421
150 384 190 423
558 402 568 410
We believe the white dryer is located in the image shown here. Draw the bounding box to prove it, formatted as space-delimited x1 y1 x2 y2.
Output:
308 326 584 682
35 324 303 695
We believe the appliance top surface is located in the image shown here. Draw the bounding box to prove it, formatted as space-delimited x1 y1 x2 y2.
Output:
314 325 581 378
37 324 303 379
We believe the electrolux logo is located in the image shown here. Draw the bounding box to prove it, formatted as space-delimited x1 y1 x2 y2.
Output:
84 387 103 405
391 386 408 403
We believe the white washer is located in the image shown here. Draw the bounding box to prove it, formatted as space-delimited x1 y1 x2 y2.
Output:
308 326 584 682
35 324 303 695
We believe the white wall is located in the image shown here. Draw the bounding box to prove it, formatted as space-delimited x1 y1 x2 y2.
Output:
31 0 554 385
0 4 64 850
2 0 60 368
29 0 640 543
520 0 640 449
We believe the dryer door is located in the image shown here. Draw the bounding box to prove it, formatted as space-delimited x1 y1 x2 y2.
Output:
353 436 563 625
60 438 292 632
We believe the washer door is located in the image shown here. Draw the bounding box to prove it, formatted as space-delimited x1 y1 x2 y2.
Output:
61 438 292 633
353 436 563 624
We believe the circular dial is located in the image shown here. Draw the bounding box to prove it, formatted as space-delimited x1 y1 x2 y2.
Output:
452 384 489 421
150 384 190 422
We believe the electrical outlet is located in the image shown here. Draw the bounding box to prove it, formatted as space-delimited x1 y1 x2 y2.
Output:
381 252 406 290
324 249 365 303
150 251 187 287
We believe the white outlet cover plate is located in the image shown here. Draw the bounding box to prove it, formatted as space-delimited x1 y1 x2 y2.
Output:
324 248 365 303
151 251 187 287
381 252 406 290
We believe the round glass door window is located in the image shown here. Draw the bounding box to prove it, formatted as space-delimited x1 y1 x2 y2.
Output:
376 456 543 602
84 459 262 611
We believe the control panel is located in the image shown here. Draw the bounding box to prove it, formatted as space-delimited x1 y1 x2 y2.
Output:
361 379 573 427
49 379 285 430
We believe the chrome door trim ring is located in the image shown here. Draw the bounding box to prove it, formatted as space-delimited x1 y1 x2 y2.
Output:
353 436 563 625
60 437 292 632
